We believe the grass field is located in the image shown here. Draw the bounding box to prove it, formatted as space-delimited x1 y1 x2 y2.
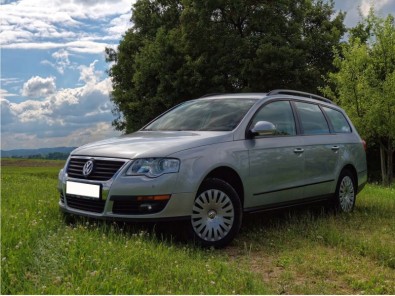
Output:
1 159 394 294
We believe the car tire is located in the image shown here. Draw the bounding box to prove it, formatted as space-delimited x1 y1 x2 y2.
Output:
334 169 356 213
190 178 242 248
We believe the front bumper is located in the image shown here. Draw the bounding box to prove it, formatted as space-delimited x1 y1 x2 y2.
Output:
58 166 195 221
59 192 193 221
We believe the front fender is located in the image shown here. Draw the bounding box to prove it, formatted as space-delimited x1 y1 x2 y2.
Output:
170 141 248 196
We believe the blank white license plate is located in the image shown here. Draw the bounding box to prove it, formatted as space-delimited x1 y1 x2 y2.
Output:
66 181 101 199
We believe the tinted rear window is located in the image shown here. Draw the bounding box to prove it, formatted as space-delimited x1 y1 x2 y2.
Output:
295 102 330 135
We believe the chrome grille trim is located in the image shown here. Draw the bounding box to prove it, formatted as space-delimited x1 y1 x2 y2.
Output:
66 156 129 181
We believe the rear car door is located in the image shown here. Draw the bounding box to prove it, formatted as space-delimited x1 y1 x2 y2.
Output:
293 101 339 198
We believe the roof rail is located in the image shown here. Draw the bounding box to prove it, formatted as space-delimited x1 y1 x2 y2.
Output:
267 89 333 104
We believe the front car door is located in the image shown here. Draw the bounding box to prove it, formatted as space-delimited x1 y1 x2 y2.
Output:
244 100 305 210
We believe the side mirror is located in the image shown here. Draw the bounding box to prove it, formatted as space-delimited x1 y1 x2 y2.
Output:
250 121 276 137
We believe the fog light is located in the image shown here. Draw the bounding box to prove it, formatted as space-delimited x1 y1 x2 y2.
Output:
140 203 153 211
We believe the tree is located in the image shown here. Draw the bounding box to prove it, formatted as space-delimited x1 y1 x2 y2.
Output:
322 11 395 186
107 0 345 133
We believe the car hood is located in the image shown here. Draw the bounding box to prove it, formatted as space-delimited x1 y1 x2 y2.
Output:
71 131 234 159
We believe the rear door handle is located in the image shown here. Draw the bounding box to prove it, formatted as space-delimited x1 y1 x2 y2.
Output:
331 146 340 151
293 148 304 154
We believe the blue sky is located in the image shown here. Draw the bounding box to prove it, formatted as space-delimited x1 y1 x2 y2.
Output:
1 0 395 150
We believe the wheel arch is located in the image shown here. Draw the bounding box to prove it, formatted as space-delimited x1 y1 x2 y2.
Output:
339 164 358 186
200 166 245 207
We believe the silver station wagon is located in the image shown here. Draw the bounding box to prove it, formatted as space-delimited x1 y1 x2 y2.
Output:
58 90 367 247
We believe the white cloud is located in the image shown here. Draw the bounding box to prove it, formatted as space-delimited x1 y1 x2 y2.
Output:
52 49 70 61
0 88 18 98
41 49 74 74
1 1 134 149
0 0 134 54
106 12 132 39
21 76 57 98
2 40 112 54
333 0 395 28
1 98 17 125
78 60 103 84
0 78 23 86
1 61 119 149
360 0 392 16
13 77 111 126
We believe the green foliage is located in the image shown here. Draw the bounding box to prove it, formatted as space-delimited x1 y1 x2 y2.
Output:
321 11 395 185
107 0 345 133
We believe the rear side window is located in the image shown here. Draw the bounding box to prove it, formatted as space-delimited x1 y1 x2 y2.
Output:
294 102 329 135
322 107 351 133
251 101 296 136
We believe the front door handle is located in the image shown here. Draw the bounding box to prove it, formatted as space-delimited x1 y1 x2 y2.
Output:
293 148 304 154
331 146 340 151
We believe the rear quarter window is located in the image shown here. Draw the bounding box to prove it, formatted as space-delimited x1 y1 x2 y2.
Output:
322 107 351 133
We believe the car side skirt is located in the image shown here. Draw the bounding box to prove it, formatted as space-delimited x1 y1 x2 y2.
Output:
244 194 333 214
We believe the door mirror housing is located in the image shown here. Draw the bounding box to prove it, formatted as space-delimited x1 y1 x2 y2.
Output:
250 121 276 137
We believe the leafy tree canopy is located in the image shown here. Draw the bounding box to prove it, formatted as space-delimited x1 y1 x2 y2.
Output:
107 0 345 132
322 11 395 185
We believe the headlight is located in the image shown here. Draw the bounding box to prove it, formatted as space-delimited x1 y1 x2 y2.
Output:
125 158 180 178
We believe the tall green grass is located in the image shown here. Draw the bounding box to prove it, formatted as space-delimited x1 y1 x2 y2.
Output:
1 160 394 294
238 185 395 294
1 164 267 294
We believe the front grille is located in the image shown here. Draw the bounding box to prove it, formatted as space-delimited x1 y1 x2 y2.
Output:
60 193 65 203
67 157 126 181
66 195 106 213
111 197 169 215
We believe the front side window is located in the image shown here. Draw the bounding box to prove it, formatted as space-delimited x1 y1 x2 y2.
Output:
322 107 351 133
251 101 296 136
294 102 329 135
144 98 258 131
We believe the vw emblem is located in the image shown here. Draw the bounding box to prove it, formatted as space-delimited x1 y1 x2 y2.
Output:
83 160 94 177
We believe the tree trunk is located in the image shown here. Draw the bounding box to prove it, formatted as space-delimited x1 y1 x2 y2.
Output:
380 140 394 186
387 146 393 185
380 142 388 186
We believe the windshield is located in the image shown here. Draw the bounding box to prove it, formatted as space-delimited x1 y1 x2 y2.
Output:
144 98 258 131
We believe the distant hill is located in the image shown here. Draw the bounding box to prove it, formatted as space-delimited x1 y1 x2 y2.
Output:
1 147 76 159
